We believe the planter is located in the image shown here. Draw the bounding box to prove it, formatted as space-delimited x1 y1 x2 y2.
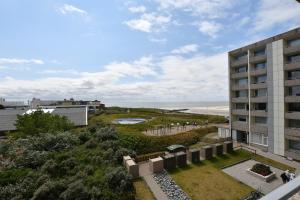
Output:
247 168 276 182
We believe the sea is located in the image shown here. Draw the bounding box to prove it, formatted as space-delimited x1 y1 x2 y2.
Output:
105 101 229 116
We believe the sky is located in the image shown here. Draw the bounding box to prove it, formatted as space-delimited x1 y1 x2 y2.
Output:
0 0 300 103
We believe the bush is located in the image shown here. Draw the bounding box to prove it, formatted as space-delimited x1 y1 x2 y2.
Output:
60 180 90 200
251 163 272 176
15 110 73 136
0 168 31 186
104 167 133 193
32 180 66 200
15 150 48 169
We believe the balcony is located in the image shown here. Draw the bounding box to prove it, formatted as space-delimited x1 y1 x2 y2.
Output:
251 110 268 117
232 109 249 116
285 96 300 103
231 97 248 103
285 112 300 120
250 69 267 76
284 62 300 71
231 57 247 67
231 84 248 90
251 96 267 103
231 121 248 132
250 124 268 134
284 45 300 56
250 83 267 89
231 72 248 79
285 128 300 139
249 54 267 64
285 79 300 87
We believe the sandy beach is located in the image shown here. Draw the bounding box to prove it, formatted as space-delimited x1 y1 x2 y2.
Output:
162 106 229 116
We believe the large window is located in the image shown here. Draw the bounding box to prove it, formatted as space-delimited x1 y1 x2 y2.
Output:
253 89 267 97
288 119 300 128
253 75 267 84
289 86 300 96
236 103 248 110
254 103 267 111
235 53 247 61
236 78 248 86
288 103 300 112
235 90 248 98
251 132 268 146
288 70 300 80
287 54 300 63
237 116 247 122
289 140 300 151
254 117 267 124
287 38 300 47
254 62 266 70
236 66 247 73
254 48 266 56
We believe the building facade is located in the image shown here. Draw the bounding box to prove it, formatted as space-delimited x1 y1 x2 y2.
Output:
229 27 300 160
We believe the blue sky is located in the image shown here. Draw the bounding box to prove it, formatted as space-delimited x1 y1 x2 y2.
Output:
0 0 300 103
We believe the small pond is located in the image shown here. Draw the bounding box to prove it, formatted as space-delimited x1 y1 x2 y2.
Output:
114 118 146 125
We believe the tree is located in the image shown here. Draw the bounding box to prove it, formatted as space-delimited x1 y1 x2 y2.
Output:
15 110 73 136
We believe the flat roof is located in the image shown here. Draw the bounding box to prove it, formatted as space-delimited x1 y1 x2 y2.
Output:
229 27 300 55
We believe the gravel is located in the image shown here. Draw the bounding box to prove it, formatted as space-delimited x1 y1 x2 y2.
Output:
153 170 190 200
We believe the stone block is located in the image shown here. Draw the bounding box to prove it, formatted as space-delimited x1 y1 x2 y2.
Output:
149 157 164 173
176 151 187 168
188 149 200 163
162 153 176 171
201 146 213 160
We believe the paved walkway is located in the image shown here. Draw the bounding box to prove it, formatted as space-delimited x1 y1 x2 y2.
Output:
234 142 300 174
223 159 284 194
139 162 169 200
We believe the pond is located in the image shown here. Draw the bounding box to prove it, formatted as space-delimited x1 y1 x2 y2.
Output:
114 118 146 125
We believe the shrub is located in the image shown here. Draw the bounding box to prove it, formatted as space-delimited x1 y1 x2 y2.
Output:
15 150 48 169
0 168 31 186
60 180 90 200
251 163 272 176
32 180 66 200
104 167 133 193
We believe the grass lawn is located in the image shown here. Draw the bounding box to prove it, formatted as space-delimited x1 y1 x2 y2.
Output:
253 154 295 172
170 149 295 200
133 178 155 200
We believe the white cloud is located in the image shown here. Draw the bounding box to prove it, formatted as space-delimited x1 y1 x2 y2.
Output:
0 58 44 65
197 21 222 38
58 4 87 15
253 0 300 32
38 69 79 75
0 52 228 101
124 13 171 33
171 44 199 54
149 37 168 43
129 6 147 13
154 0 234 18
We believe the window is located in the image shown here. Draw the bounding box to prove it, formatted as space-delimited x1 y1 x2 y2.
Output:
255 117 267 124
253 89 267 97
287 38 300 47
237 78 248 85
237 116 247 122
288 103 300 112
288 119 300 128
235 53 247 61
255 75 267 84
236 90 248 97
288 70 300 80
289 86 300 96
254 62 266 70
251 133 268 146
236 66 247 73
287 54 300 63
289 140 300 151
236 103 248 110
254 48 266 56
254 103 267 111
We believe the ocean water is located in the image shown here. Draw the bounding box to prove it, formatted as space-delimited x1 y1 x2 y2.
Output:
106 101 229 116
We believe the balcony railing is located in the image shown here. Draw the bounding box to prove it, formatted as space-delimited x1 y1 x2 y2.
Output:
283 45 300 56
251 110 268 117
285 112 300 120
285 79 300 86
231 72 248 79
250 83 267 89
249 54 267 63
250 69 267 76
231 121 249 132
232 109 249 116
250 96 268 103
231 97 249 103
285 96 300 103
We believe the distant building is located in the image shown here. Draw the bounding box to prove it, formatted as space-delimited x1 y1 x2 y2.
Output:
0 97 26 108
0 106 88 132
229 27 300 160
30 98 105 112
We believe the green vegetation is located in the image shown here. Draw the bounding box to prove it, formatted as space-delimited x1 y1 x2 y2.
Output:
133 178 155 200
89 107 225 154
170 150 254 200
15 110 73 136
253 154 295 172
251 163 272 176
0 122 136 199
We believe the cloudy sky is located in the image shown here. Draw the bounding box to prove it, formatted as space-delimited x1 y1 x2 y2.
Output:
0 0 300 103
